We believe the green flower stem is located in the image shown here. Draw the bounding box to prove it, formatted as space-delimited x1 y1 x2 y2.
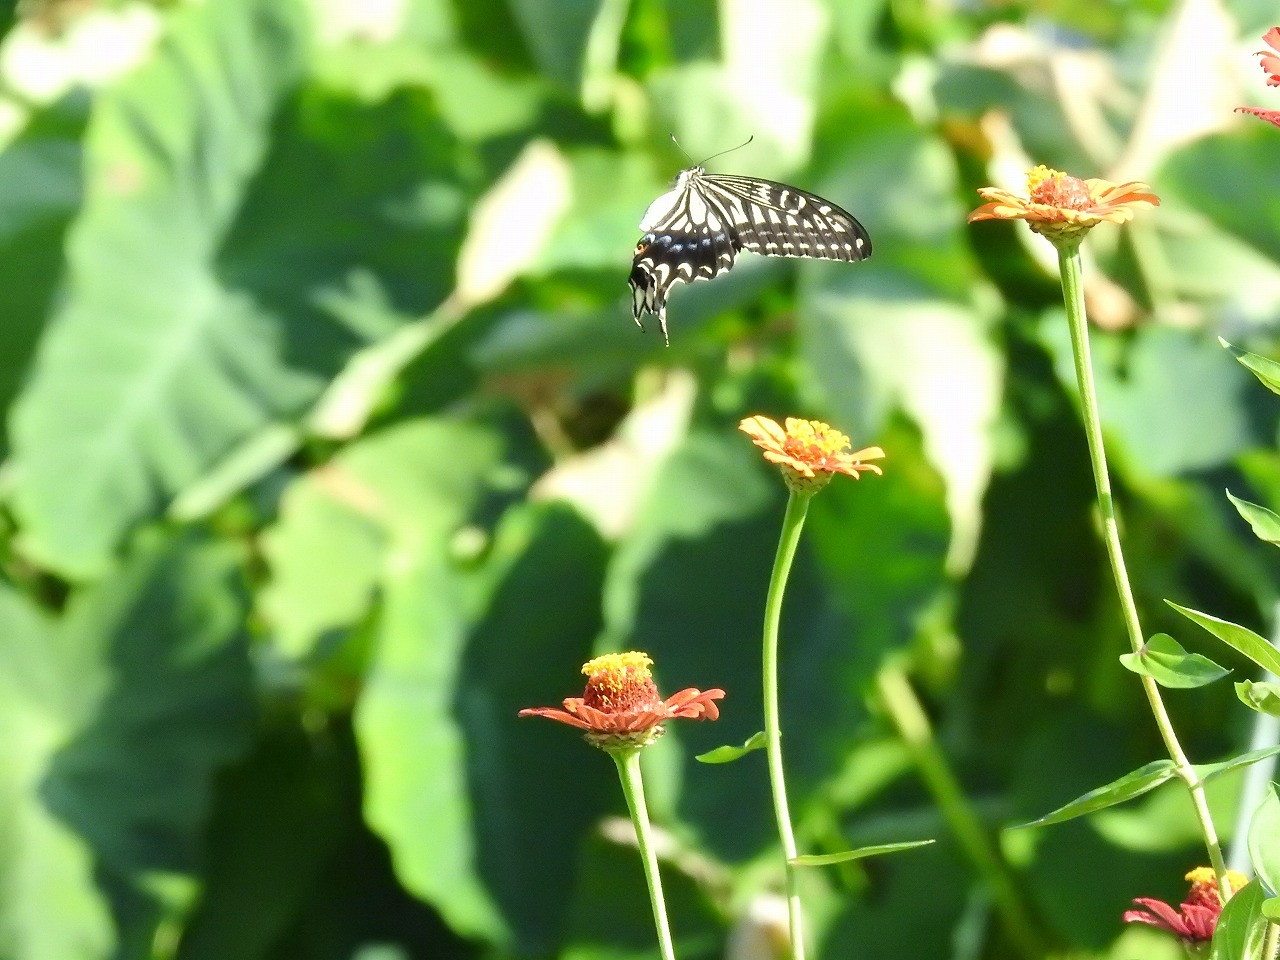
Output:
762 490 813 960
875 664 1045 960
1055 242 1229 897
612 749 677 960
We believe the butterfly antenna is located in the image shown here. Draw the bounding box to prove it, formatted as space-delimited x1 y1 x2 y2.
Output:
669 133 695 165
696 135 754 167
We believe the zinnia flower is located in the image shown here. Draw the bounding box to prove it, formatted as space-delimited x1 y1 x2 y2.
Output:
1236 27 1280 129
739 415 884 495
968 165 1159 247
1123 867 1249 947
519 651 724 752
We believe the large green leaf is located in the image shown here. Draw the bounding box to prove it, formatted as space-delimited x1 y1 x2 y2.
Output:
0 584 113 960
798 104 999 572
1041 321 1258 480
0 102 83 458
0 531 253 959
342 419 613 948
8 0 308 576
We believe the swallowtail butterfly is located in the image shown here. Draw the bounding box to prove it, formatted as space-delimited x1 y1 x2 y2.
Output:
629 167 872 344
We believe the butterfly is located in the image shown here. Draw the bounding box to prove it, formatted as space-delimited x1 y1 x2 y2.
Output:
629 167 872 344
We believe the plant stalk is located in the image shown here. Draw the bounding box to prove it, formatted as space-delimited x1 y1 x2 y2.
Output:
762 491 812 960
1056 243 1229 897
613 749 678 960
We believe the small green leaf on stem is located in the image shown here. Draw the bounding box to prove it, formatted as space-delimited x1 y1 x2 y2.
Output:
1010 760 1178 829
696 731 766 764
1194 746 1280 782
791 840 934 866
1166 602 1280 677
1119 633 1230 688
1220 337 1280 396
1226 490 1280 546
1237 680 1280 717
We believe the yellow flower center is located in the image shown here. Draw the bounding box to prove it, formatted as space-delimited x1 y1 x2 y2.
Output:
782 418 850 463
1183 867 1248 894
580 651 660 713
1025 165 1092 210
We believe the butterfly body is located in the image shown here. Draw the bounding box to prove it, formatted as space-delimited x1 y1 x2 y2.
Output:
629 166 872 344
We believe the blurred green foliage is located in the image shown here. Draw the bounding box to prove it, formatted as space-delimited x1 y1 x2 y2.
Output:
2 0 1280 958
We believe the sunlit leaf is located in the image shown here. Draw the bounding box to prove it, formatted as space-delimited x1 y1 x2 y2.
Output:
792 840 935 866
1167 602 1280 677
1237 681 1280 717
1221 338 1280 396
8 0 308 576
1118 633 1230 688
1195 747 1280 783
696 731 766 764
1226 490 1280 546
1011 760 1178 829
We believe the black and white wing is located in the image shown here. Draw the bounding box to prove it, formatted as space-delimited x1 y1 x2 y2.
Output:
628 167 872 345
697 174 872 263
628 172 739 345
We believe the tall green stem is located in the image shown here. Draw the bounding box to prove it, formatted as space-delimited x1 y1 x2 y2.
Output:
1056 243 1229 897
762 491 812 960
612 749 677 960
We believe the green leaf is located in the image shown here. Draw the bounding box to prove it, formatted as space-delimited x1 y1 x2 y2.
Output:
1209 880 1267 960
1248 784 1280 896
260 419 500 661
1167 602 1280 677
1044 322 1255 479
1194 746 1280 782
1237 681 1280 717
354 431 612 947
791 840 935 866
1226 490 1280 546
0 583 114 960
1262 897 1280 922
1118 632 1230 688
1011 760 1178 829
696 731 766 764
1221 338 1280 396
8 0 308 576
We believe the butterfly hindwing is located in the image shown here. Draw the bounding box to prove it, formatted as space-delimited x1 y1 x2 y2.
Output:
629 166 871 344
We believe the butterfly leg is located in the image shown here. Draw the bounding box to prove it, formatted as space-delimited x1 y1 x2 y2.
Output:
657 305 670 346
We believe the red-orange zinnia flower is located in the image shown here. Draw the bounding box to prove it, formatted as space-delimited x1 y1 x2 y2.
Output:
1123 867 1249 945
1236 27 1280 128
519 651 724 752
739 415 884 495
968 165 1159 247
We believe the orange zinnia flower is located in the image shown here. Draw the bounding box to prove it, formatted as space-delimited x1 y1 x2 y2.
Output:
739 415 884 495
968 165 1159 247
519 651 724 752
1123 867 1249 945
1236 27 1280 128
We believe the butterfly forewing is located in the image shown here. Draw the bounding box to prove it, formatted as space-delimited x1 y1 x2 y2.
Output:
628 166 871 344
698 174 872 263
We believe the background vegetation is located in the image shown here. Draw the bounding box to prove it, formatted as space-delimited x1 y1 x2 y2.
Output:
2 0 1280 958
